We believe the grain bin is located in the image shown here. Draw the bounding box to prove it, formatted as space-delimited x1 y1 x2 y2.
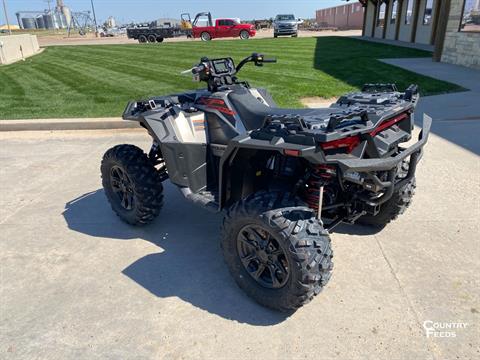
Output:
36 16 46 29
43 14 55 29
21 17 37 29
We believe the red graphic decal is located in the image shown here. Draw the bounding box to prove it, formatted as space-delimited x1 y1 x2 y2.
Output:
198 97 236 116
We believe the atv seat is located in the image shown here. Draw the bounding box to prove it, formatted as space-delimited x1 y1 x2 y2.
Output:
228 87 334 130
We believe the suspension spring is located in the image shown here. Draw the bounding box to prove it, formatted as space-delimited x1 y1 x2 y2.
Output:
303 165 336 213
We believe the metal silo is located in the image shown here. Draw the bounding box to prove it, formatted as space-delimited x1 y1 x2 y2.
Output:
54 12 66 29
62 6 72 27
36 16 46 29
43 14 55 29
22 17 37 29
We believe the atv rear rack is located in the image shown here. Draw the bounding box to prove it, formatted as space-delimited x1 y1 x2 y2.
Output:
334 114 431 173
361 83 398 93
326 109 368 131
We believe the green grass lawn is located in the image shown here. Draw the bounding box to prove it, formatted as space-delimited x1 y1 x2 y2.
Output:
0 37 464 120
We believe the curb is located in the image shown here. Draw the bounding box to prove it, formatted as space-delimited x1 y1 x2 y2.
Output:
0 117 141 132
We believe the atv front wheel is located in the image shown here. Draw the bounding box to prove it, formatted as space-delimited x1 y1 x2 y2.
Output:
221 192 333 312
358 160 416 227
101 144 164 225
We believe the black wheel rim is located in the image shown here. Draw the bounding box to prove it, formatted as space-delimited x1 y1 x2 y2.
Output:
236 224 290 289
110 165 135 210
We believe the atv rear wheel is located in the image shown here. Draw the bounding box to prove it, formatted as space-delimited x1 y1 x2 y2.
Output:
221 192 333 312
358 160 416 227
101 144 164 226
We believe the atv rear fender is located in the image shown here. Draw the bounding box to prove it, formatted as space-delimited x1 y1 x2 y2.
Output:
218 114 431 208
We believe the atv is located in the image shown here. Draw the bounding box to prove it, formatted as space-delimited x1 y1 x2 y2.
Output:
101 53 431 311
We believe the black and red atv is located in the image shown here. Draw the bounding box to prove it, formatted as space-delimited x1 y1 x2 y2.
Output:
101 53 431 311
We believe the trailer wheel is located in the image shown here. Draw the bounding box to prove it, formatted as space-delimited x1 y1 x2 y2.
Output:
138 35 147 43
240 30 250 40
200 32 211 41
156 36 164 43
147 34 156 43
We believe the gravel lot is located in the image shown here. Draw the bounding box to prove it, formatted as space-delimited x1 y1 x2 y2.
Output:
0 116 478 359
37 29 362 46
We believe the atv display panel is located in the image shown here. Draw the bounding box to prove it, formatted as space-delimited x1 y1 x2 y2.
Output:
211 58 235 76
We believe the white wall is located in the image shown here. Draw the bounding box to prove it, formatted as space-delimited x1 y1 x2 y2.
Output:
398 0 414 42
0 34 41 65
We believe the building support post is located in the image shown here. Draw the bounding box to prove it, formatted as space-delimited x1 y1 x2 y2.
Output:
395 0 403 40
433 0 451 62
410 0 421 42
382 0 389 38
362 1 369 36
430 0 442 45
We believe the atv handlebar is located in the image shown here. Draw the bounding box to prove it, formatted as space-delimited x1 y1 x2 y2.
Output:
236 53 277 72
181 53 277 91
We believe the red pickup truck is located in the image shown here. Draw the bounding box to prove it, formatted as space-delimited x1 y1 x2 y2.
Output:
190 12 256 41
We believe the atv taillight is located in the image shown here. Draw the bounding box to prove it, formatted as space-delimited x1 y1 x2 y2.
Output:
284 149 301 157
370 113 408 136
320 136 360 154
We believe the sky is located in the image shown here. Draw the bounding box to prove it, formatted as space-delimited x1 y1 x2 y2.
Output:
3 0 348 25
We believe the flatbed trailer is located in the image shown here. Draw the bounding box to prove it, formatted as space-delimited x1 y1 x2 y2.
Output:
127 27 192 43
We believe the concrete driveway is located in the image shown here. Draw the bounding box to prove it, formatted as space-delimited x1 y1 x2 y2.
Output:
0 116 478 359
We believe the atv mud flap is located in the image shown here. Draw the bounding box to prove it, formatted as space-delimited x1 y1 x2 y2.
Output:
336 114 432 205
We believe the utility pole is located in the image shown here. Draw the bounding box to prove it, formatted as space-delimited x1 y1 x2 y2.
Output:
44 0 52 14
2 0 12 35
90 0 99 37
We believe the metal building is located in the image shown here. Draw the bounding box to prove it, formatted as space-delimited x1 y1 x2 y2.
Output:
316 1 365 29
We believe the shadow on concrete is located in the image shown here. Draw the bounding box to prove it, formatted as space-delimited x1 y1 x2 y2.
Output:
62 185 291 326
312 37 459 96
313 37 480 156
417 119 480 156
333 223 382 236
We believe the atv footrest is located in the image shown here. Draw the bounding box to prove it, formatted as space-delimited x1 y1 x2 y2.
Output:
180 188 219 212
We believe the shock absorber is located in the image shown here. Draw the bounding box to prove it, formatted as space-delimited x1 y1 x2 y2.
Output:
303 165 336 217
